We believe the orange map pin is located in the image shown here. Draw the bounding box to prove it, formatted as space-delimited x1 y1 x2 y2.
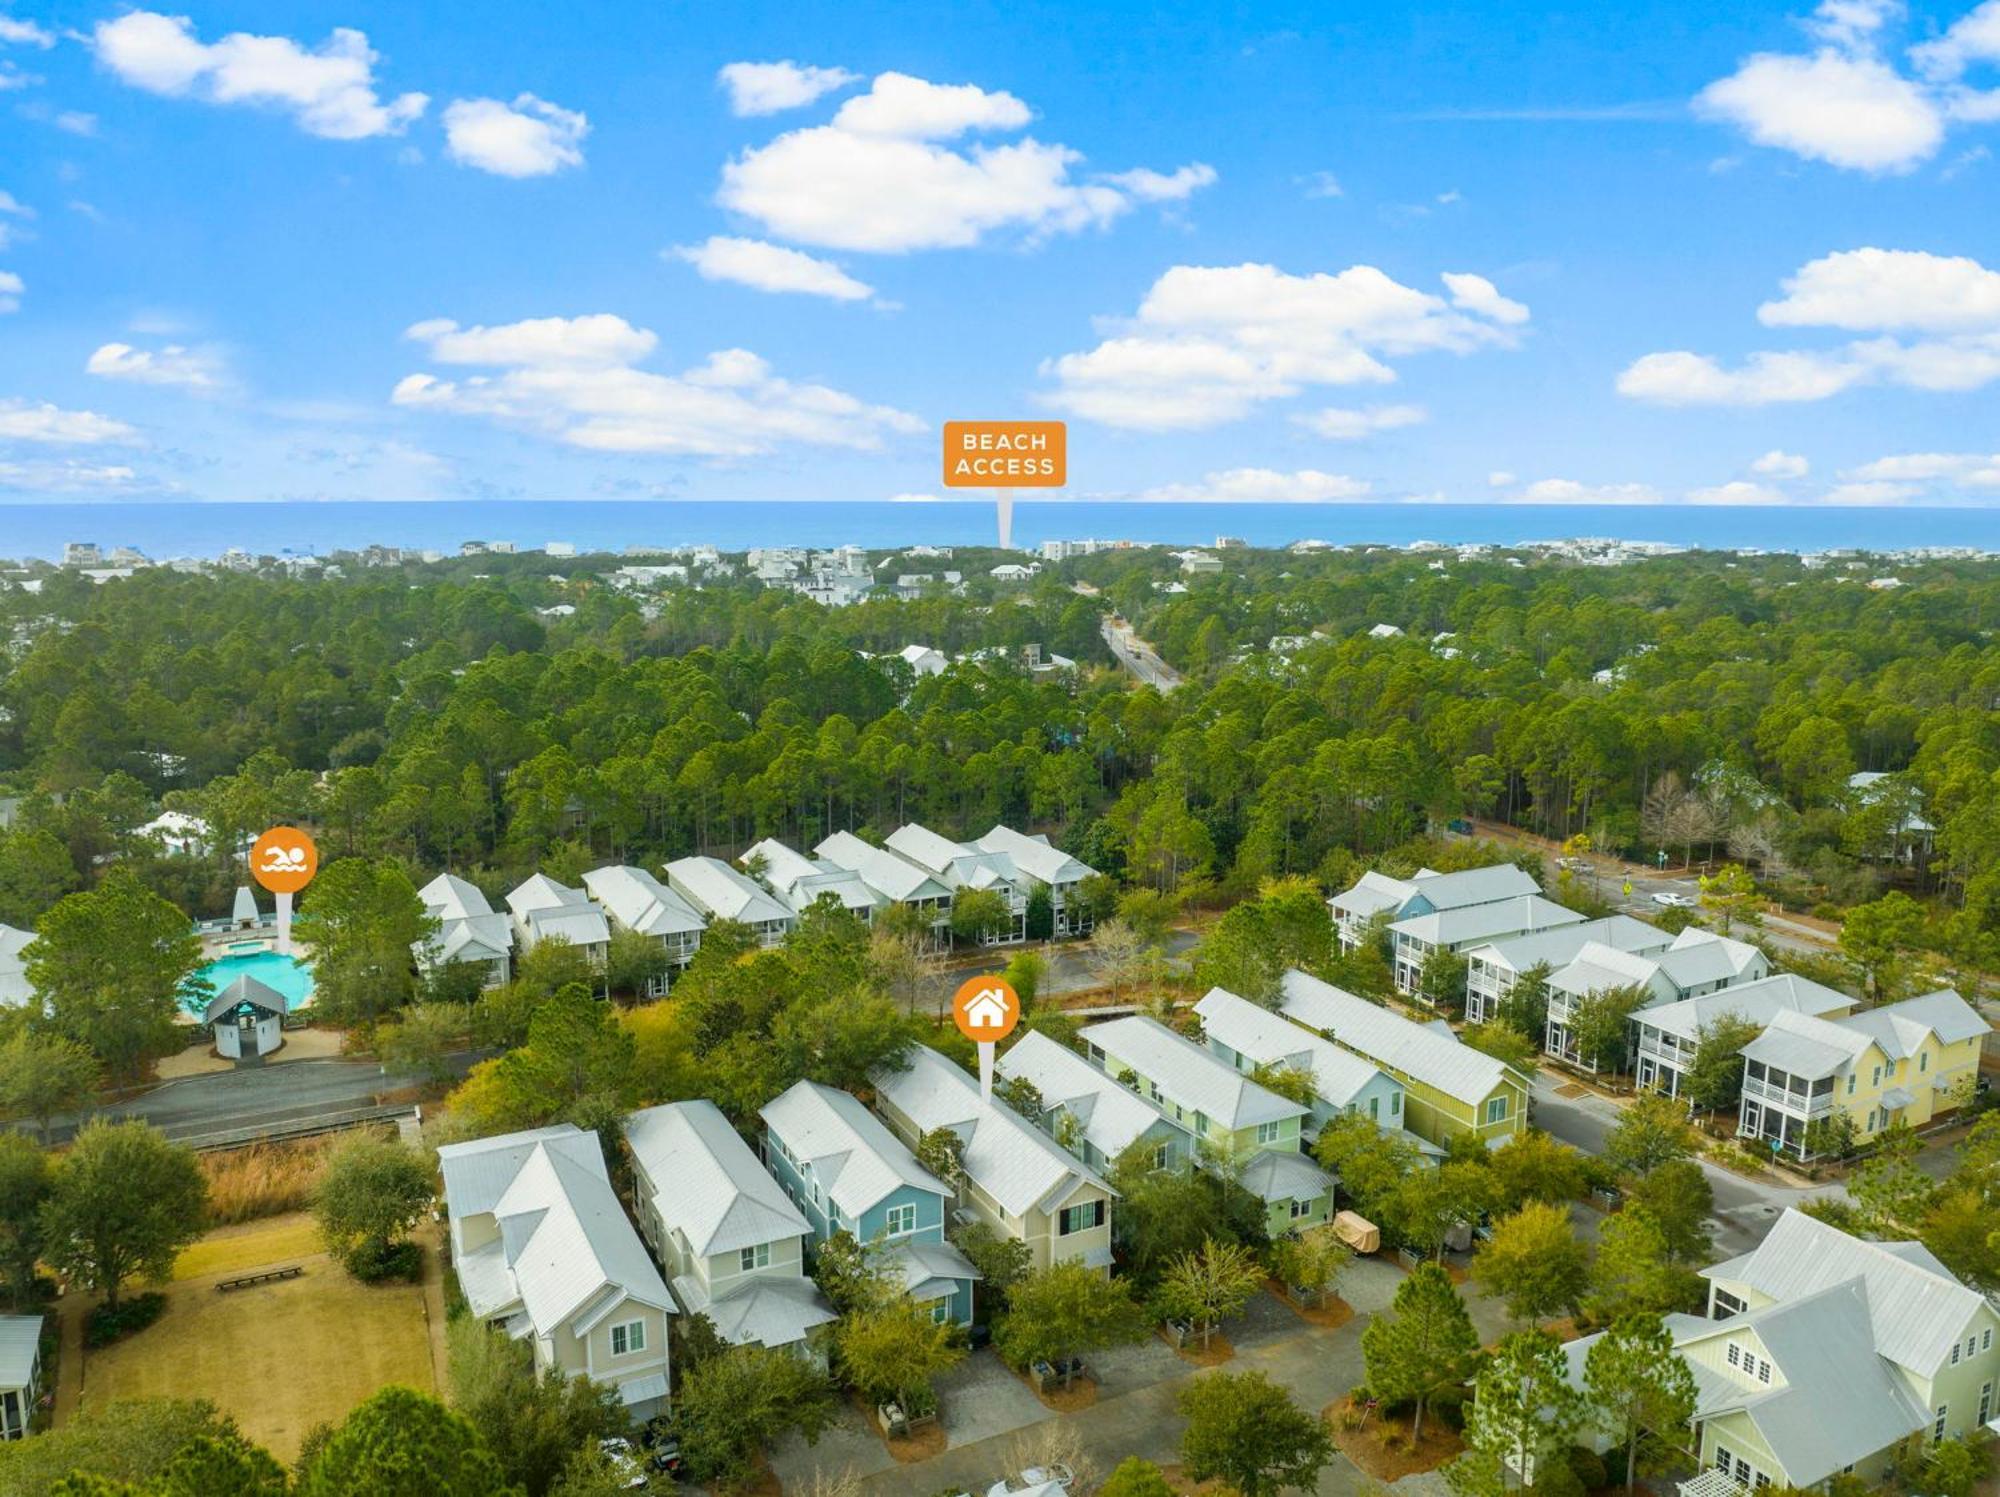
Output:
953 975 1020 1044
250 826 318 895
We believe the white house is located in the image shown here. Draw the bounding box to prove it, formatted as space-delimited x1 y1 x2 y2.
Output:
896 644 949 677
1462 914 1675 1024
204 975 289 1059
814 831 953 946
740 839 883 924
1388 895 1586 997
1631 973 1855 1100
995 1029 1192 1174
0 925 34 1010
975 824 1101 936
138 810 213 858
438 1124 676 1422
1544 928 1768 1068
885 823 1029 944
415 873 514 989
0 1315 40 1440
1329 863 1543 952
664 857 796 948
506 874 611 967
582 866 705 994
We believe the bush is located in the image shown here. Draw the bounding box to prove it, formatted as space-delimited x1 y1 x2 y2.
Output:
1566 1444 1608 1490
346 1238 424 1284
199 1135 350 1225
84 1290 166 1347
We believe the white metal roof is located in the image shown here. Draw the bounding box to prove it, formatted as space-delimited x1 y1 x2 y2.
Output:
1082 1014 1306 1131
742 839 882 916
0 924 33 1008
1545 941 1677 1000
1390 893 1586 949
1634 973 1853 1044
872 1046 1112 1217
996 1029 1186 1162
0 1315 39 1389
1278 969 1523 1106
582 865 706 938
1408 863 1543 911
814 830 952 904
1655 927 1766 988
525 903 610 949
975 824 1097 886
624 1101 808 1258
1463 914 1672 975
1238 1149 1335 1205
1191 987 1394 1109
1328 870 1417 920
1742 1009 1869 1078
506 873 590 918
419 872 496 922
760 1080 946 1218
672 1271 836 1352
1835 988 1989 1056
665 857 795 927
202 974 289 1025
884 824 1024 894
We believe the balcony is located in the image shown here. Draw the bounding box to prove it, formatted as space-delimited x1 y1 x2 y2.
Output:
1740 1075 1832 1117
1636 1031 1693 1068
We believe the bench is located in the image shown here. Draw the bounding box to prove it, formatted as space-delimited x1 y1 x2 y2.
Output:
215 1265 304 1293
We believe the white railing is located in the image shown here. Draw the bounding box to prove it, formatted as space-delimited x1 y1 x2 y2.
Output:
1741 1075 1831 1117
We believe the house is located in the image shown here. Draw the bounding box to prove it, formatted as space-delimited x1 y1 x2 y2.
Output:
1329 863 1543 952
0 1315 40 1440
760 1080 981 1326
664 857 795 949
623 1102 836 1360
871 1046 1118 1272
1389 895 1587 997
995 1029 1192 1174
1462 915 1676 1024
884 823 1029 944
990 563 1038 582
814 831 954 946
1365 623 1405 639
0 925 33 1009
506 874 611 967
740 839 883 924
896 644 949 677
1180 552 1223 575
1737 989 1989 1160
975 824 1101 936
1278 969 1529 1148
415 873 514 989
205 976 289 1059
1544 929 1769 1069
1191 988 1425 1149
1631 974 1855 1103
581 866 705 994
1081 1014 1331 1236
1846 771 1936 863
138 809 212 858
438 1125 676 1421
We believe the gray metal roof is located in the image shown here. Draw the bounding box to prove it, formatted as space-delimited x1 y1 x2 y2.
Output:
0 924 30 1008
1836 988 1989 1056
814 830 952 904
1406 863 1543 911
419 872 495 922
672 1271 836 1352
665 857 795 927
1741 1009 1866 1078
760 1080 946 1219
1279 969 1524 1107
1192 987 1394 1109
996 1030 1187 1162
1633 973 1853 1044
872 1046 1112 1216
885 824 1025 897
742 839 883 917
202 974 289 1025
583 865 706 938
975 824 1097 886
888 1238 983 1302
0 1314 40 1389
1463 914 1672 975
1328 870 1418 920
1390 894 1586 949
624 1101 808 1258
1654 927 1766 988
1237 1149 1335 1205
1082 1014 1306 1131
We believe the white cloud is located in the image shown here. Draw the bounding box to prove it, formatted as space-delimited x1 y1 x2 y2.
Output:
1511 477 1663 505
1488 470 1516 486
1751 448 1811 477
0 398 139 444
0 15 52 47
1137 467 1371 503
717 70 1212 253
86 341 223 392
1295 403 1428 439
1841 451 2000 503
1441 271 1530 325
91 12 426 140
0 60 37 90
443 93 587 177
1809 0 1903 49
51 110 96 136
0 189 28 253
1912 0 2000 79
0 460 141 493
1688 480 1790 504
717 61 857 117
1616 348 1867 404
670 236 873 301
0 269 19 314
1099 164 1218 201
1758 247 2000 331
1297 170 1343 199
393 313 922 457
1695 50 1942 172
1042 261 1528 430
1825 479 1923 503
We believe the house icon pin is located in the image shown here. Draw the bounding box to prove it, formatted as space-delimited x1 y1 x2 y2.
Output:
964 986 1011 1029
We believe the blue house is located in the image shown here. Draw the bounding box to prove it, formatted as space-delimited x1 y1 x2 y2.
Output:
760 1080 981 1327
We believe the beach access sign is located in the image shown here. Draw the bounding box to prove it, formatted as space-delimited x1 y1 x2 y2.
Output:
942 420 1066 488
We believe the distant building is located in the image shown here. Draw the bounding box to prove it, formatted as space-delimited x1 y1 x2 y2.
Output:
664 857 796 948
61 542 101 568
581 866 705 993
505 874 610 966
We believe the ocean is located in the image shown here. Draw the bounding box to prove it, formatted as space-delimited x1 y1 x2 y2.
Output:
13 500 2000 563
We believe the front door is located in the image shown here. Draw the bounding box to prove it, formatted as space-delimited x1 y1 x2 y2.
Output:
238 1012 259 1050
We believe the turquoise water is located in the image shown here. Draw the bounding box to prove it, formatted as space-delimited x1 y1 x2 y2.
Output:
191 949 315 1014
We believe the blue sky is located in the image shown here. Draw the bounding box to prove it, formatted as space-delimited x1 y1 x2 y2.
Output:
2 0 2000 508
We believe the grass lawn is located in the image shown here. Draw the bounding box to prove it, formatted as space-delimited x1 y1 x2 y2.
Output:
81 1214 434 1460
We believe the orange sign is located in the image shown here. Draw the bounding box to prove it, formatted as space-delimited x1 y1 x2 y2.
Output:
250 826 318 895
942 421 1066 488
952 975 1021 1044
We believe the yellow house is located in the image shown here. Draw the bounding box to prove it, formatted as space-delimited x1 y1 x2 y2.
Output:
1277 969 1529 1148
1738 989 1989 1161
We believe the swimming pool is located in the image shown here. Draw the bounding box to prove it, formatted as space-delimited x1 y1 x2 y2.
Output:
190 949 315 1014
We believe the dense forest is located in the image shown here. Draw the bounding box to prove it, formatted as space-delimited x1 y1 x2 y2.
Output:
0 541 1996 973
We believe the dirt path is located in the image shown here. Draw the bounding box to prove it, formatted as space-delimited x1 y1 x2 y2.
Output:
419 1220 451 1391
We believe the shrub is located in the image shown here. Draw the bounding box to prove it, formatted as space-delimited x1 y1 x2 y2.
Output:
84 1290 166 1347
199 1135 351 1225
346 1238 424 1284
1567 1444 1608 1490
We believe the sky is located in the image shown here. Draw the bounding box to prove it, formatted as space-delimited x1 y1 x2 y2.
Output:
1 0 2000 510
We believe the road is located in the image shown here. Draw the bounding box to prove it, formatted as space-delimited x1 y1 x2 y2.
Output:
1101 616 1182 692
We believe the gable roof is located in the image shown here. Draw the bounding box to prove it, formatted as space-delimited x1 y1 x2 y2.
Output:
742 839 883 917
1546 941 1676 1000
1238 1149 1335 1205
419 872 495 922
1835 988 1989 1057
0 1315 39 1389
0 924 33 1008
507 873 590 918
624 1101 808 1258
1463 914 1673 975
202 974 289 1025
814 831 952 904
996 1030 1185 1163
1404 863 1544 910
1328 870 1418 921
672 1271 835 1352
975 824 1097 885
1192 987 1394 1109
1278 969 1523 1107
582 865 706 938
1082 1014 1306 1131
1701 1207 1990 1374
872 1046 1112 1216
1655 926 1767 988
1633 973 1853 1043
759 1080 946 1218
884 823 1024 894
664 857 795 927
1390 894 1585 949
1742 1008 1873 1079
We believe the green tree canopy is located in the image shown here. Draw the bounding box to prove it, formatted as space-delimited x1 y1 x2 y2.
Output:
41 1119 206 1310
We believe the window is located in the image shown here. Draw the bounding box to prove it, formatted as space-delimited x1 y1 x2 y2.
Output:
1984 1328 1993 1352
1756 1358 1771 1385
1368 1098 1380 1120
1981 1382 1993 1425
1872 1065 1882 1086
1970 1336 1980 1358
740 1242 770 1272
1846 1075 1856 1095
1714 1448 1733 1475
1921 1052 1929 1072
1727 1343 1742 1368
1713 1290 1746 1319
931 1302 951 1325
1935 1405 1949 1442
1953 1343 1962 1365
1289 1197 1313 1219
1390 1093 1402 1116
1060 1200 1106 1236
610 1320 646 1356
884 1203 917 1236
1485 1096 1509 1125
1255 1121 1283 1145
1150 1143 1170 1170
1195 1114 1209 1137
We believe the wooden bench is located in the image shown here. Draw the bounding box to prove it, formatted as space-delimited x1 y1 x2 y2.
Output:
215 1265 304 1293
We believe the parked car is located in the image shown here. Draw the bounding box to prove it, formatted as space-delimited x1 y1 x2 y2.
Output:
1446 817 1474 835
599 1438 648 1491
1651 891 1696 908
988 1465 1075 1497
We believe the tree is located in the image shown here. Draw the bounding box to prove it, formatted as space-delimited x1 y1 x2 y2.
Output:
1388 1162 1498 1262
297 1385 519 1497
914 1127 967 1193
1566 984 1652 1074
1494 964 1552 1047
810 1230 895 1315
1313 1113 1423 1224
1416 949 1470 1016
1176 1370 1333 1497
292 857 434 1026
1919 1438 1987 1497
604 927 670 1000
1462 1331 1583 1492
1680 1014 1761 1113
1190 879 1333 1008
459 984 635 1135
951 1219 1032 1316
41 1119 206 1311
1471 1202 1586 1327
1266 1223 1350 1303
1361 1262 1480 1442
0 1399 255 1491
0 1131 50 1308
445 1318 624 1497
1488 1131 1586 1211
1623 1158 1713 1265
1098 1457 1176 1497
1840 891 1925 1004
1090 919 1148 1000
312 1134 434 1273
1696 863 1762 933
1463 1022 1538 1074
1587 1210 1693 1321
1154 1237 1265 1349
669 1341 838 1489
949 887 1012 947
27 869 203 1080
1109 1156 1260 1284
835 1295 965 1410
377 1002 465 1085
1584 1314 1697 1492
1604 1093 1697 1178
0 1029 100 1142
993 1259 1148 1387
1849 1122 1936 1230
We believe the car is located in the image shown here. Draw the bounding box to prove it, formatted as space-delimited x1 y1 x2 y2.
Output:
1557 856 1591 871
988 1466 1075 1497
599 1438 648 1491
1651 891 1696 908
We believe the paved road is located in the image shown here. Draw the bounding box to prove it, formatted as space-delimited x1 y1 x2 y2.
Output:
1101 617 1182 693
